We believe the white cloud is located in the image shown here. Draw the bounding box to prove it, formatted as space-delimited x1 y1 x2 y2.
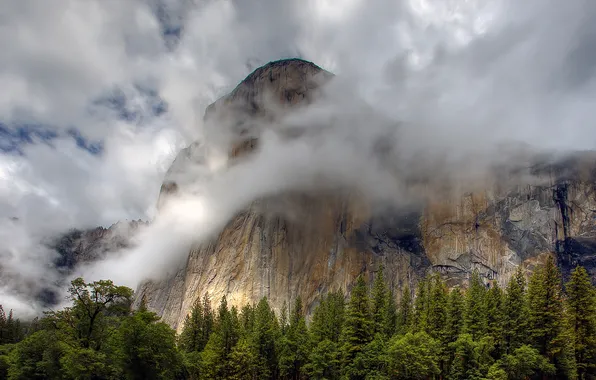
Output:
2 0 596 316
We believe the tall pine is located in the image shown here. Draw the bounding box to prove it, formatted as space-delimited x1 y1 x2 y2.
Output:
486 282 505 356
340 275 372 378
464 270 487 340
504 266 529 352
527 256 576 379
180 294 214 353
397 284 414 335
566 265 596 379
414 276 430 333
278 297 310 380
371 266 389 337
445 288 464 344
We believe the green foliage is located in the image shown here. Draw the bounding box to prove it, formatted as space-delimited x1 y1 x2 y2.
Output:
504 266 528 352
445 288 464 344
200 296 240 379
413 277 429 333
110 309 183 380
387 331 440 380
61 277 133 350
527 256 577 379
304 339 341 380
228 337 259 380
448 334 495 379
0 306 25 345
310 290 345 344
464 270 487 341
179 294 214 353
0 346 10 380
252 297 278 379
384 290 398 338
7 330 62 380
489 344 555 380
371 267 389 337
485 282 505 356
427 274 448 341
341 275 373 377
3 262 591 380
397 285 413 335
278 297 310 379
566 265 596 379
351 333 389 379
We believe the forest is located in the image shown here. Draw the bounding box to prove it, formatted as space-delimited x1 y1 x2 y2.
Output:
1 256 595 380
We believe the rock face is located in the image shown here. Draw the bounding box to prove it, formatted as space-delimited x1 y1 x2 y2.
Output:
136 58 596 331
40 220 146 305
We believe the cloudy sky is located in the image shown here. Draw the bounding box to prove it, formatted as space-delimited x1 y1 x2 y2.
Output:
2 0 596 315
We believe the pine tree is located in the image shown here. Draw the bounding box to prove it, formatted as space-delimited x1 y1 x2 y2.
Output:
310 290 346 345
397 284 414 335
341 275 373 378
448 333 483 380
278 297 310 380
385 290 398 338
446 288 465 344
504 266 528 352
305 339 341 380
0 305 6 345
180 297 206 352
527 256 577 379
228 337 259 380
200 295 240 379
566 265 596 379
5 310 14 344
414 277 430 333
427 273 449 374
427 273 448 341
279 301 289 335
387 331 441 379
371 266 389 337
240 304 255 336
354 333 389 379
464 270 487 340
252 297 279 379
486 282 505 357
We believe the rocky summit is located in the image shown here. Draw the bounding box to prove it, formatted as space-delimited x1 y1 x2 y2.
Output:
128 58 596 331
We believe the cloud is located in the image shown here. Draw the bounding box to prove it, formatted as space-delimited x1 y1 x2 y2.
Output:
2 0 596 315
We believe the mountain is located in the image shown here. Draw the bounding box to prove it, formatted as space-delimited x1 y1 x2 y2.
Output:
38 220 147 304
133 58 596 331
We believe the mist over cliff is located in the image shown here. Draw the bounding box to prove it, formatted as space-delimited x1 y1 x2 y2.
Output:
2 0 596 318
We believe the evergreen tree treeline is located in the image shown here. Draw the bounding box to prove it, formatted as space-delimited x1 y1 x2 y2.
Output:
1 257 596 379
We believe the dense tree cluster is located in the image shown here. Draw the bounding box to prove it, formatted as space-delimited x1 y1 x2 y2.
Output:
1 257 595 379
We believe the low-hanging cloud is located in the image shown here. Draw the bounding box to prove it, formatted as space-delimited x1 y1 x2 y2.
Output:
2 0 596 316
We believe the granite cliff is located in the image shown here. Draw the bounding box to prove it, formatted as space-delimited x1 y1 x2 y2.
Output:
132 58 596 331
